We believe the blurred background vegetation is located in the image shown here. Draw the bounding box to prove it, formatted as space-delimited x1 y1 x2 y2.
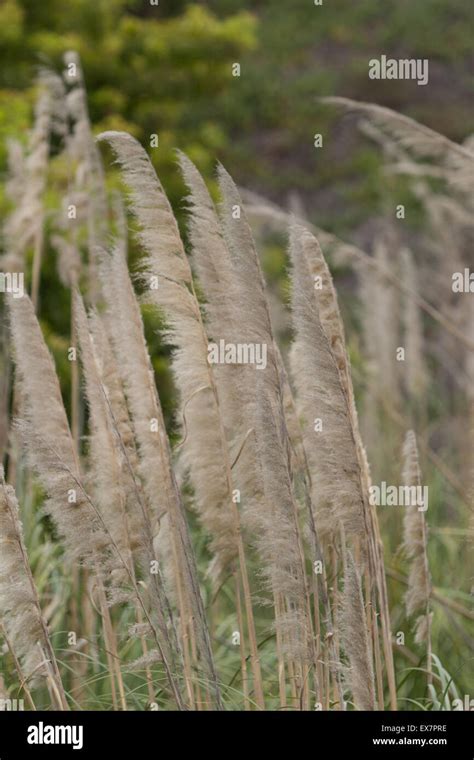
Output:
1 0 473 213
0 0 472 708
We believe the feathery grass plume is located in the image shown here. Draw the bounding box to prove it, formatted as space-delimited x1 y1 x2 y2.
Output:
179 153 306 507
111 190 129 253
215 165 306 501
8 289 127 704
369 235 401 405
64 52 108 234
359 117 474 197
275 340 308 477
361 107 474 351
97 244 222 709
4 139 25 207
0 468 67 707
81 290 171 579
178 153 290 707
400 249 428 405
98 246 178 551
180 157 275 508
73 291 136 586
289 226 365 538
466 298 474 518
291 226 398 708
340 552 376 710
7 293 106 563
86 308 148 542
63 52 108 300
0 674 7 706
321 97 474 166
181 151 315 663
146 248 238 588
359 117 470 205
217 165 278 376
176 159 239 336
419 194 473 359
215 165 326 705
51 233 82 290
97 250 189 696
296 223 358 423
74 293 166 699
207 161 276 440
294 226 374 527
97 132 189 283
179 152 277 575
93 139 223 590
178 154 268 519
402 431 433 673
240 187 474 354
2 72 62 278
254 383 317 673
9 291 188 708
49 57 102 292
2 140 26 274
86 308 167 707
181 157 308 475
297 225 385 562
326 95 474 196
0 316 10 463
97 134 274 708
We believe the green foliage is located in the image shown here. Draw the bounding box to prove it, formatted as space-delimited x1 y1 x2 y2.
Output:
0 2 257 182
